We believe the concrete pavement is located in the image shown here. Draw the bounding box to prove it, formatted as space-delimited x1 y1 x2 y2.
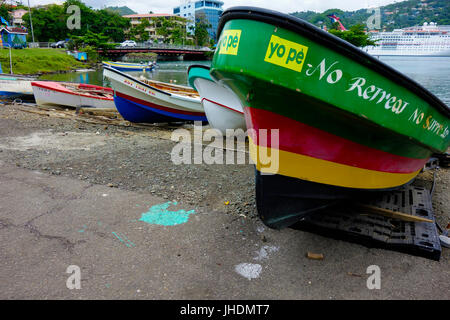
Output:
0 162 449 299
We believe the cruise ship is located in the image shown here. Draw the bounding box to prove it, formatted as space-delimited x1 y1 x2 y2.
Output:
365 22 450 56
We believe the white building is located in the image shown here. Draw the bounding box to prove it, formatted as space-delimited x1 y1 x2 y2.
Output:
123 13 188 43
11 9 28 26
173 0 223 40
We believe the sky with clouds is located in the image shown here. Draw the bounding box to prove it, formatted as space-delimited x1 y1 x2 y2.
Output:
26 0 403 14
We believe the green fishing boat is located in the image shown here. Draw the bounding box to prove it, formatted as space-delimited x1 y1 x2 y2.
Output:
211 7 450 229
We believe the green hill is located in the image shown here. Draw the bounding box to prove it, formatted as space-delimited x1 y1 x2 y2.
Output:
291 0 450 30
105 6 137 16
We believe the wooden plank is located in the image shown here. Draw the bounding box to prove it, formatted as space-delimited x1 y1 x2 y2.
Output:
78 108 120 118
306 252 324 260
355 203 433 223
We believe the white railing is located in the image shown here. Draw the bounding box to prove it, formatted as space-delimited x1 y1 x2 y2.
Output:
26 41 212 51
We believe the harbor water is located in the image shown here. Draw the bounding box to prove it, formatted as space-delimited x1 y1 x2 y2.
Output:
38 57 450 105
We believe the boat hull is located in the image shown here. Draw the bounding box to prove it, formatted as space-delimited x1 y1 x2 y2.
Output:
104 67 206 123
0 78 33 99
0 91 30 99
31 82 115 109
188 65 246 133
212 7 450 228
254 170 396 229
103 62 153 72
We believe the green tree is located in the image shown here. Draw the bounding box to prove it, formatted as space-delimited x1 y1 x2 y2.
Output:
329 24 378 47
154 16 187 44
193 13 211 46
291 0 450 32
22 4 66 42
129 18 150 42
22 0 130 42
70 29 110 49
0 2 12 24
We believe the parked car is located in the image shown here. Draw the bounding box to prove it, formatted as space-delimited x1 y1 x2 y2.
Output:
120 40 137 47
51 40 67 48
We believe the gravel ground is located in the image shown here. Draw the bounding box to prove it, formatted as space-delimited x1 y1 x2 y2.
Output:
0 103 448 229
0 103 257 219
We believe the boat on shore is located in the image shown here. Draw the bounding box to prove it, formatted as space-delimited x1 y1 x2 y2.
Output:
31 81 115 109
0 74 35 99
103 66 206 123
212 7 450 229
188 65 246 133
102 61 154 72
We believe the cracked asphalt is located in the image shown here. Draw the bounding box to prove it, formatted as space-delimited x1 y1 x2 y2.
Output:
0 104 449 299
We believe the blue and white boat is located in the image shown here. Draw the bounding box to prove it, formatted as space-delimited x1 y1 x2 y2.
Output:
0 74 35 99
102 61 154 72
103 66 206 123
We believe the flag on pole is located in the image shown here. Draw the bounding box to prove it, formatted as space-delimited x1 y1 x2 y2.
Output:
0 16 10 26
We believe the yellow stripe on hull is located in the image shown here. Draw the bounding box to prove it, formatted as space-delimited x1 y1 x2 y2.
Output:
249 137 421 190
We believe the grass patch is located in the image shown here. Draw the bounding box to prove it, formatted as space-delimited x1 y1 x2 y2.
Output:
0 48 87 75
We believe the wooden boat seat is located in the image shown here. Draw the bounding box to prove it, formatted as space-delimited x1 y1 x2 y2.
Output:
61 84 114 98
139 77 200 98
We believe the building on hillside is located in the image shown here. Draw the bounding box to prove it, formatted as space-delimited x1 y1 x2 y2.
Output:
123 13 188 43
0 26 28 48
11 9 28 26
173 0 223 40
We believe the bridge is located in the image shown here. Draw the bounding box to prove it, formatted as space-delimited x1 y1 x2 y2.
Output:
97 43 213 60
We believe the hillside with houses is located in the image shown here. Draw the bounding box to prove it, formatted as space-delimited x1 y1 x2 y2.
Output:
291 0 450 31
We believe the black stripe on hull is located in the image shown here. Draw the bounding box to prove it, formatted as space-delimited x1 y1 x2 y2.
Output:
255 168 403 229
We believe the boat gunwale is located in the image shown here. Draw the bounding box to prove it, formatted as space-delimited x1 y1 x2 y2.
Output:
216 6 450 118
105 66 200 100
104 66 172 97
31 81 114 101
139 77 198 94
103 61 152 68
187 64 211 91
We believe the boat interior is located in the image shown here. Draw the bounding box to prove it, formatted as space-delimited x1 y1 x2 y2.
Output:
139 76 199 98
63 83 114 99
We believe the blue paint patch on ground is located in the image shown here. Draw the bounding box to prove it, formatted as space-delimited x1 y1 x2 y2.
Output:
139 201 195 226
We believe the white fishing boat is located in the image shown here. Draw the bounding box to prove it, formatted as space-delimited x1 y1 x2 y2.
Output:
0 74 34 99
103 66 206 123
31 81 115 109
188 65 246 133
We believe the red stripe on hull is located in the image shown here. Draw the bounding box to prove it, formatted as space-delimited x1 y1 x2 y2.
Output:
245 107 428 174
116 91 205 117
202 98 244 114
